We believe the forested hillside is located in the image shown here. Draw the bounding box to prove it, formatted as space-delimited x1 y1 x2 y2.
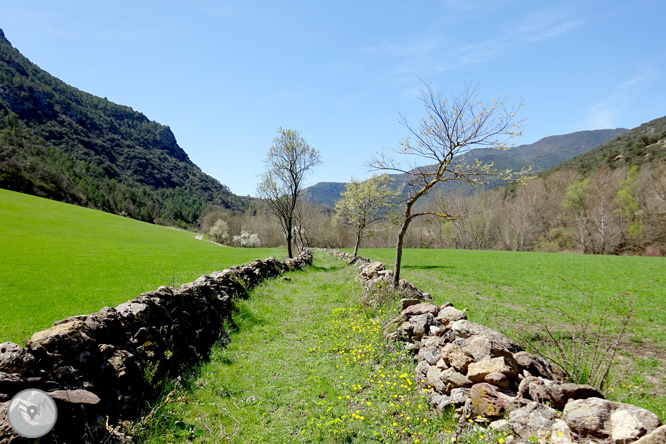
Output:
549 115 666 174
0 28 244 226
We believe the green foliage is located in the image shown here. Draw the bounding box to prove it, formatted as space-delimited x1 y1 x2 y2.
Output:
334 174 398 254
0 31 244 227
0 189 284 342
616 165 645 239
550 115 666 175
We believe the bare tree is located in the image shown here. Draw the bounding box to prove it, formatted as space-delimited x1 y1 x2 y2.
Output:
257 128 321 258
367 82 523 286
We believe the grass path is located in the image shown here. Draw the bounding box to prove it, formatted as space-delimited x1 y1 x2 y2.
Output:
133 253 507 444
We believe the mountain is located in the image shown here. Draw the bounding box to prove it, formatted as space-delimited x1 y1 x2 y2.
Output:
0 28 244 227
305 129 627 207
547 115 666 175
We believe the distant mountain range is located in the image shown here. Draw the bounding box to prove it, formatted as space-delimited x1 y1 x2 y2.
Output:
305 128 628 207
0 28 244 226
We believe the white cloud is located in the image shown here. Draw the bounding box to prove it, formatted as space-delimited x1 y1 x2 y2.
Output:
359 5 582 80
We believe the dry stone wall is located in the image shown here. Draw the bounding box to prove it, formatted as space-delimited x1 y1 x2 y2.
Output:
0 251 313 443
327 249 665 444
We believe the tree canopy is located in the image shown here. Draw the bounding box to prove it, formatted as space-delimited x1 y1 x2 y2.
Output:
257 128 321 258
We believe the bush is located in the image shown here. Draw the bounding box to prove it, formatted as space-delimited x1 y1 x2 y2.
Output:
208 219 229 244
233 230 261 248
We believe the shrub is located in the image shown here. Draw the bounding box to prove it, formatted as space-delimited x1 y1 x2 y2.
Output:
233 231 261 248
208 219 229 244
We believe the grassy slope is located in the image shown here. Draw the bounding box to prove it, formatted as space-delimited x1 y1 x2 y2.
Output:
0 189 285 343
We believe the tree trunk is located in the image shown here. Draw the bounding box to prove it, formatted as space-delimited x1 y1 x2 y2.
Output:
353 233 361 257
286 228 293 258
392 220 410 287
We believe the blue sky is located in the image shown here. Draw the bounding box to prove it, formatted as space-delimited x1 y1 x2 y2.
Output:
1 0 665 196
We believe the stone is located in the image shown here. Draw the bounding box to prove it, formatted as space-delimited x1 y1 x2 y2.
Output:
449 388 471 405
409 313 436 338
415 361 430 383
426 366 443 388
633 425 666 444
418 346 441 365
550 419 575 444
422 336 447 349
484 372 510 387
361 262 385 279
508 402 559 441
451 320 523 354
441 368 473 388
563 397 661 440
400 298 421 310
513 351 565 381
467 356 517 382
435 357 448 369
49 389 101 405
0 400 20 441
517 376 603 410
440 343 474 374
469 383 505 418
463 335 493 361
0 372 28 397
0 342 36 374
489 419 510 431
430 393 452 411
611 409 657 443
401 303 440 318
436 306 467 325
25 320 93 354
562 397 611 437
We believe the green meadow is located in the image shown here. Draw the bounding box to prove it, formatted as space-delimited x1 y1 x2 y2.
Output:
0 189 285 343
356 247 666 418
357 248 665 345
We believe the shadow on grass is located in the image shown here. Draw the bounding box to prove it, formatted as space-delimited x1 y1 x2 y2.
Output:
309 263 347 273
402 265 454 270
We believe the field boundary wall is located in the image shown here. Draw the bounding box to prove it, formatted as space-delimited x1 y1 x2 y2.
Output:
0 251 313 443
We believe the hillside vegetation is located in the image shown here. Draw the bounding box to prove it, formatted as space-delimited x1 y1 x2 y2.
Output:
0 188 284 343
0 28 244 227
550 115 666 174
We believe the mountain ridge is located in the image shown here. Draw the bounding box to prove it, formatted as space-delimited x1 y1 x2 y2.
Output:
305 128 627 207
0 27 243 226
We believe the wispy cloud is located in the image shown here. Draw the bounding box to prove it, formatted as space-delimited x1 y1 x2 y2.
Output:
360 6 582 79
579 68 659 130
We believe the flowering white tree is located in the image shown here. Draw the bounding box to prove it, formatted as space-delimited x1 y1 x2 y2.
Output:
233 231 261 248
208 219 229 244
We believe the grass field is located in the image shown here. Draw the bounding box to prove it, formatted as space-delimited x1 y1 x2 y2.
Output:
356 248 665 344
0 189 285 343
355 247 666 418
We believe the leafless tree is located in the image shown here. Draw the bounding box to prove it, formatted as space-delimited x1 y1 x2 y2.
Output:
367 82 523 286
